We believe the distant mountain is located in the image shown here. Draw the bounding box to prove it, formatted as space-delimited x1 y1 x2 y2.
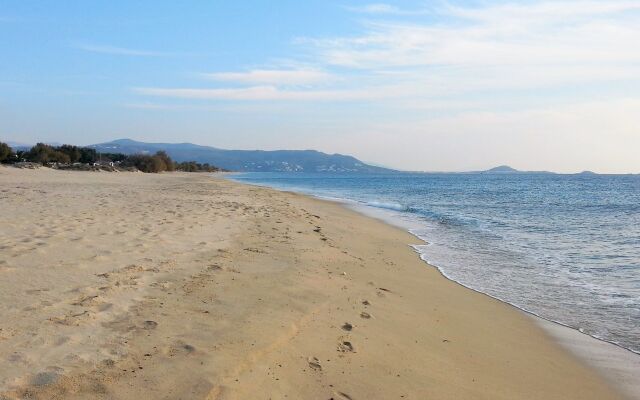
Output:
5 141 34 151
484 165 519 173
4 141 63 151
478 165 555 174
89 139 393 173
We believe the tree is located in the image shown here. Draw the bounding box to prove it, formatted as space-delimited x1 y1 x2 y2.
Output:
101 152 128 162
25 143 70 164
0 142 13 163
79 147 97 164
175 160 223 172
58 144 82 163
122 151 174 173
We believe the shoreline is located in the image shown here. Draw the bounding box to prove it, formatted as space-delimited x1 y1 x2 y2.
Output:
0 167 629 399
229 176 640 398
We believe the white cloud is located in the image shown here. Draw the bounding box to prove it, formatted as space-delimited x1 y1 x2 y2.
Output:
285 0 640 107
347 3 402 14
124 103 185 110
134 85 379 101
135 1 640 104
74 43 172 57
305 5 640 69
444 1 640 22
345 3 430 15
202 69 333 85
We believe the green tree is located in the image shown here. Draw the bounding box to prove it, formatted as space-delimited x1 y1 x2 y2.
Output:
79 147 97 163
0 142 13 163
26 143 70 164
123 153 165 173
175 160 222 172
58 144 82 163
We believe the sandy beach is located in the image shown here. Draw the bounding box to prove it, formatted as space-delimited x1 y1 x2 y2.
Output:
0 167 627 399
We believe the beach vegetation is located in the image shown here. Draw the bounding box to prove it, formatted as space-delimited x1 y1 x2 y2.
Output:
9 141 225 172
25 143 71 164
0 142 15 163
57 144 82 163
122 151 175 173
175 161 222 172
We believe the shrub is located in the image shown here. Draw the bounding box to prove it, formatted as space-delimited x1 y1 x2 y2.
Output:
25 143 71 164
0 142 14 163
155 151 175 172
123 151 174 173
175 161 223 172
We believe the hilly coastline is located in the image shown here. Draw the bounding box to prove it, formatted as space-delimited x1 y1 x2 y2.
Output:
90 139 392 173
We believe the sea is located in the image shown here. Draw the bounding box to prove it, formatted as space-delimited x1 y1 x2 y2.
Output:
230 172 640 355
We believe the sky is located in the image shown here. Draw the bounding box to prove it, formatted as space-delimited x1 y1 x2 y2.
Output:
1 0 640 173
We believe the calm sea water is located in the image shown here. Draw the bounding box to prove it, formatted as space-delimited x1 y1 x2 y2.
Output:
231 172 640 354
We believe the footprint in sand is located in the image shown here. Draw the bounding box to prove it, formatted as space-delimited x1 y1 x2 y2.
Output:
337 340 355 353
71 294 100 306
163 341 196 357
308 356 322 371
142 320 158 330
341 323 353 331
49 310 91 326
359 312 372 319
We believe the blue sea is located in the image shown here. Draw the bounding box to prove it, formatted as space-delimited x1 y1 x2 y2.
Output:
231 172 640 354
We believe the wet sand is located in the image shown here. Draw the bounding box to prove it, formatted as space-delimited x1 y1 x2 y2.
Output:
0 167 626 399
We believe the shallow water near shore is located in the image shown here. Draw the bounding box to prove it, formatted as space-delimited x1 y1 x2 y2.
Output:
230 172 640 356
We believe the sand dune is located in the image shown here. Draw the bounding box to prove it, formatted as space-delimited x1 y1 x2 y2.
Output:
0 167 624 399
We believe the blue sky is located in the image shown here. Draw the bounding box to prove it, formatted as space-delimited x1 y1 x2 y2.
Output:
2 1 640 172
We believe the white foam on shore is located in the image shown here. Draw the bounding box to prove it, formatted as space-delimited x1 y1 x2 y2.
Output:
343 200 640 399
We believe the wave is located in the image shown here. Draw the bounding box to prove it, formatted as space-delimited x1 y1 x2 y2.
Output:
409 245 640 356
363 200 408 212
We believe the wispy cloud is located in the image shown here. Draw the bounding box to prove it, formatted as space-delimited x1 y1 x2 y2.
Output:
124 103 186 110
304 3 640 69
298 0 640 100
202 69 334 85
74 43 173 57
134 85 383 101
444 1 640 21
134 0 640 107
344 3 430 15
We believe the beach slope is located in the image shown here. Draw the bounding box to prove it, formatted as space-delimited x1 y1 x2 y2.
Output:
0 167 623 399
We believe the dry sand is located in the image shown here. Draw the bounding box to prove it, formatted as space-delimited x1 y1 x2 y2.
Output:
0 167 626 399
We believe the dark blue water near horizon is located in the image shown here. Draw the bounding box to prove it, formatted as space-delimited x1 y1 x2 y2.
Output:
230 172 640 354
